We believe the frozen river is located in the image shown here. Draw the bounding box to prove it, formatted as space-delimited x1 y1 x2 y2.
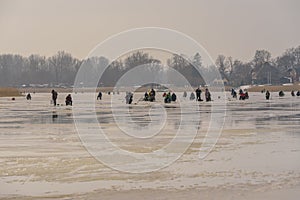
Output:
0 91 300 199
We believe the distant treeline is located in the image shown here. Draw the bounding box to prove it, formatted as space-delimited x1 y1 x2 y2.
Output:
0 45 299 87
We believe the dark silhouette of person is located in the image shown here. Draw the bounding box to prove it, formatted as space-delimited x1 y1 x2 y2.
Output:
266 90 270 100
26 93 31 100
231 88 237 98
190 92 195 100
183 91 187 98
205 88 211 102
97 92 102 100
51 89 58 106
125 92 133 104
291 90 295 97
196 87 202 101
171 93 177 102
164 92 172 103
149 88 156 102
245 91 249 99
239 89 243 95
297 91 300 96
239 89 247 100
144 91 149 101
279 91 284 97
65 94 72 106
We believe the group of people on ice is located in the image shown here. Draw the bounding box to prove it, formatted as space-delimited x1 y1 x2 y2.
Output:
144 88 156 102
184 88 211 102
123 87 213 105
150 87 212 103
262 89 300 100
291 90 300 97
23 86 299 107
230 88 300 101
49 89 72 106
189 87 211 102
231 88 249 100
163 92 177 103
23 85 300 107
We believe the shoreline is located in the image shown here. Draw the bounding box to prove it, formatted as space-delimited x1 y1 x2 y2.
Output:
1 84 300 97
247 84 300 92
0 87 22 97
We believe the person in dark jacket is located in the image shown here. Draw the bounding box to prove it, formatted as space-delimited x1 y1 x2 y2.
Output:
195 87 202 101
171 93 177 102
149 88 156 102
279 91 284 97
26 93 31 100
291 90 295 97
144 91 149 101
51 89 58 106
65 94 72 106
97 91 102 100
205 88 211 102
231 88 237 98
266 90 270 100
125 92 133 104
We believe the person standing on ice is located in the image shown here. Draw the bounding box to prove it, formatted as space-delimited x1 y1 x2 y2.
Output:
205 88 211 102
195 87 202 101
265 90 270 100
51 89 58 106
97 91 102 100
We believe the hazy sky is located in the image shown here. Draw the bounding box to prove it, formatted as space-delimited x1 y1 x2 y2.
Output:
0 0 299 61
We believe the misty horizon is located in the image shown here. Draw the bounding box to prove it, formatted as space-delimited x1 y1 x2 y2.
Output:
1 0 300 61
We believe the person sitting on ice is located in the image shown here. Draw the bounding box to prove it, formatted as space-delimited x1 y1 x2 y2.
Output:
239 89 244 95
171 93 177 102
149 88 156 102
297 91 300 96
190 92 195 100
164 92 172 103
244 90 249 99
291 90 295 97
239 90 246 100
279 91 284 97
231 89 237 99
144 91 149 101
26 93 31 100
125 92 133 104
65 94 72 106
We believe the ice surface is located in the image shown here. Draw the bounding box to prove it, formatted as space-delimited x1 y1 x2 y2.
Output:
0 91 300 198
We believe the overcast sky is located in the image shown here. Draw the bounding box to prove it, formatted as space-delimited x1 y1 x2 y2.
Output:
0 0 299 61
